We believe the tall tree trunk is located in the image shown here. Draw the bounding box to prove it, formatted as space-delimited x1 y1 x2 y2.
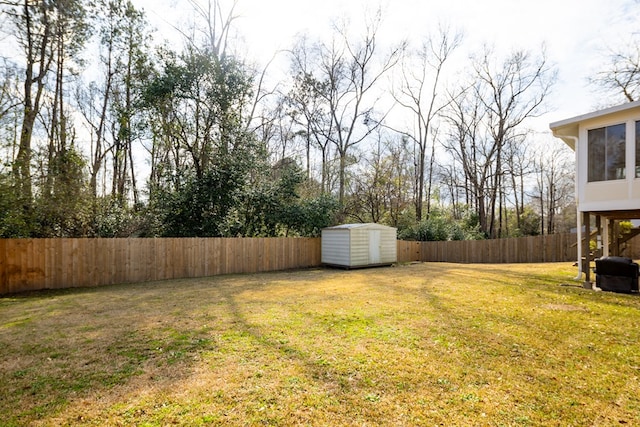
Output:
14 0 53 208
425 131 437 219
416 146 424 221
125 30 138 205
338 149 346 205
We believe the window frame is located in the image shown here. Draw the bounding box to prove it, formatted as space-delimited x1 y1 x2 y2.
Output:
587 122 626 183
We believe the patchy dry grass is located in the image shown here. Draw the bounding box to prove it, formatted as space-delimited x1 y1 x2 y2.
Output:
1 262 640 426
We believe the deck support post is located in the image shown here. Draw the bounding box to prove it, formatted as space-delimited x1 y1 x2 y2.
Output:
583 211 592 288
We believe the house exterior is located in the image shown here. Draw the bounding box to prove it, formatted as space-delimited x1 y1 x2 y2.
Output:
321 223 397 268
550 100 640 285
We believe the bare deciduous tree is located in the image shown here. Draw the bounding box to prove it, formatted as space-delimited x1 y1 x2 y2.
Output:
186 0 238 58
474 45 555 237
287 9 403 208
532 144 574 235
591 36 640 103
444 45 556 237
391 24 462 221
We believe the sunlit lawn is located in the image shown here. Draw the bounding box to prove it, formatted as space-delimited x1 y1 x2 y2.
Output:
1 262 640 426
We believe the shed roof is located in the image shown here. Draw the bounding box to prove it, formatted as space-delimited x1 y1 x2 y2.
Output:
549 100 640 150
323 223 395 230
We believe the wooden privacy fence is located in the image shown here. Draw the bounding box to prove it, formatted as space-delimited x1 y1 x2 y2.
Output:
1 233 584 295
417 233 579 264
397 233 578 264
0 237 321 295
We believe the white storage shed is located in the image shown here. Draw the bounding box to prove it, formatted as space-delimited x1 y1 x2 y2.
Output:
321 223 397 268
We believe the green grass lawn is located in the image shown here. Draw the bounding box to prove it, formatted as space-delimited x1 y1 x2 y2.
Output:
1 262 640 426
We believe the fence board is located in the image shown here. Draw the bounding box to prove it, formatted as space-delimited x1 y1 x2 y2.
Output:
0 239 5 291
9 239 19 292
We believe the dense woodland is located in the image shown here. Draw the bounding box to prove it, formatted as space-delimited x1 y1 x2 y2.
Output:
0 0 635 240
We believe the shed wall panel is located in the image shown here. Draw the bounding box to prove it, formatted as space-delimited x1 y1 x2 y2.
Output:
349 229 371 266
321 230 351 265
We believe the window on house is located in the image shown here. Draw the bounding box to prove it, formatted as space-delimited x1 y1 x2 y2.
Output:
588 123 625 182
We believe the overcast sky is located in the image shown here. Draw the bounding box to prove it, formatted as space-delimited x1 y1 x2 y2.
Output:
137 0 640 138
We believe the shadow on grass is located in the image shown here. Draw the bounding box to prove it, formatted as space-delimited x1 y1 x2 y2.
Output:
0 267 382 424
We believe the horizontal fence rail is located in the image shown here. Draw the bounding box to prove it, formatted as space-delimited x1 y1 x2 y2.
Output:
4 232 634 295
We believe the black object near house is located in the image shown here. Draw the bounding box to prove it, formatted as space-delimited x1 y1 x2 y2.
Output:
594 256 640 293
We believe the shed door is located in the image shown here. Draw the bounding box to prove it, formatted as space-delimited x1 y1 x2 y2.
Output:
369 230 381 264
